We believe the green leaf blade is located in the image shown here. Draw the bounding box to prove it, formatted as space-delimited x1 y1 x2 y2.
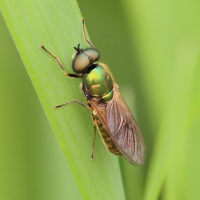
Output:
0 0 126 199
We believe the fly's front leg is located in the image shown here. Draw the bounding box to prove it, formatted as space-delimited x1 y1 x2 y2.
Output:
81 18 94 48
41 45 80 78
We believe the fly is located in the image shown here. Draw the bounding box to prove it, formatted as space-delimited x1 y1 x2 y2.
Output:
41 18 146 165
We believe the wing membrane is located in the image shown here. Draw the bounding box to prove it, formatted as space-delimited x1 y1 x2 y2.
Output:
107 84 145 165
88 84 145 165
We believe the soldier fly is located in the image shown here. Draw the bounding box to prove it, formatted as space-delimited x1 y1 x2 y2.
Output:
41 18 145 165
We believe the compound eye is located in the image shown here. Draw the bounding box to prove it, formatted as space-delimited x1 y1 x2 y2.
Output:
72 52 90 74
83 49 100 63
72 48 100 74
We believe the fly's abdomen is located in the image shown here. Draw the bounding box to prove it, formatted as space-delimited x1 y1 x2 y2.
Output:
96 116 122 155
83 65 113 101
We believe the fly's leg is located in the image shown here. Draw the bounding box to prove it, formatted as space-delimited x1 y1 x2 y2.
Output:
81 18 94 48
55 98 96 160
41 45 80 78
91 114 97 160
54 99 91 110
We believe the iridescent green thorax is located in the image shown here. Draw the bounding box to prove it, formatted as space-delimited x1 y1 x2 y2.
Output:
83 65 113 101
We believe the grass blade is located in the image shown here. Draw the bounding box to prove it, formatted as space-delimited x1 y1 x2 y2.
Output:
0 0 125 199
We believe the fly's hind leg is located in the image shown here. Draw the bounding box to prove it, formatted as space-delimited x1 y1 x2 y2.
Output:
91 113 97 160
55 98 97 160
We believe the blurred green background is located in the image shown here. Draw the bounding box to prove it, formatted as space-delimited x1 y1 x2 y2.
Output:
1 0 200 200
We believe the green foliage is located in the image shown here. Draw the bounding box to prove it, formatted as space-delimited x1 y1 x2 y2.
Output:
0 0 124 200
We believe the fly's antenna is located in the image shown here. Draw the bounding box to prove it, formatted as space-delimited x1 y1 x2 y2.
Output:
74 44 81 52
82 18 94 48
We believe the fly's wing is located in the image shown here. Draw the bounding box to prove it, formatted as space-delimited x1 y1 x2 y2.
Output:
106 84 146 165
88 84 145 165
